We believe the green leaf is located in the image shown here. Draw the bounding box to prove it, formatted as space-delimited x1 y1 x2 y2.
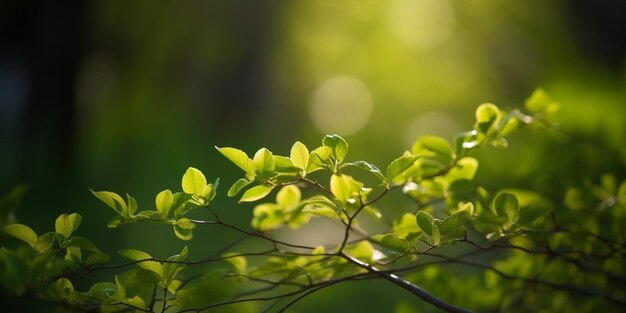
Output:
446 157 479 183
276 185 301 207
65 246 82 264
252 148 275 179
474 103 501 133
525 88 552 114
55 213 82 240
114 275 126 301
493 192 519 228
91 190 127 216
182 167 207 194
223 253 247 274
174 218 196 240
119 249 162 278
273 155 299 173
322 134 349 163
393 213 420 238
0 184 27 226
385 155 420 183
330 174 363 203
290 141 310 171
125 296 146 310
415 211 435 236
251 204 283 231
307 146 332 173
126 194 138 215
228 178 252 197
239 185 273 203
345 161 385 181
35 232 55 253
107 216 123 228
412 136 453 161
440 212 467 236
67 236 99 252
346 240 374 263
156 189 174 218
216 147 256 178
3 224 38 248
85 252 110 265
379 234 410 254
162 246 188 285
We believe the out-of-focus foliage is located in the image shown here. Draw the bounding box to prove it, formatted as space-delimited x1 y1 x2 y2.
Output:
1 90 625 312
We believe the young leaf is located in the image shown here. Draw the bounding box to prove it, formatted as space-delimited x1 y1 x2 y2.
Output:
493 192 519 228
276 185 301 207
162 246 189 285
174 218 196 240
307 146 332 173
525 88 553 114
119 249 162 278
346 240 374 263
344 161 385 181
290 141 310 171
35 232 55 253
330 174 363 203
91 190 127 216
228 178 252 197
156 189 174 218
182 167 207 194
385 155 420 183
474 103 501 134
239 185 273 203
273 156 299 173
252 148 275 179
393 213 420 238
3 224 38 249
322 134 349 163
55 213 82 240
223 252 247 274
412 136 453 161
415 211 434 236
379 234 410 254
440 212 467 235
216 147 256 178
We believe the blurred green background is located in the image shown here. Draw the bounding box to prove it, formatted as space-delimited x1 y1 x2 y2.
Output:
1 0 625 311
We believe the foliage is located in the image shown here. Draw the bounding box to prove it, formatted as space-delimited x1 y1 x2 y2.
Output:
1 89 625 312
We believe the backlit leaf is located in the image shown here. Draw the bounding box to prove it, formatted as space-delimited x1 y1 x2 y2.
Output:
156 189 174 218
239 185 273 203
3 224 37 248
228 178 252 197
216 147 256 178
91 190 127 216
322 134 349 163
182 167 207 194
290 141 309 171
253 148 275 179
119 249 162 278
55 213 82 240
386 155 420 183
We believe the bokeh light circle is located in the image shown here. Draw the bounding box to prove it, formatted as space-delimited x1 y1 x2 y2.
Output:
310 76 373 135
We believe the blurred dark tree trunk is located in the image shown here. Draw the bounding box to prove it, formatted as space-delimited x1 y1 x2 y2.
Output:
1 2 87 179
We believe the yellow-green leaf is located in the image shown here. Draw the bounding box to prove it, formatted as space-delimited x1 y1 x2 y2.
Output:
3 224 38 248
91 190 127 216
55 213 82 239
182 167 207 194
290 141 309 171
217 147 256 178
156 189 174 218
119 249 162 278
239 185 273 203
